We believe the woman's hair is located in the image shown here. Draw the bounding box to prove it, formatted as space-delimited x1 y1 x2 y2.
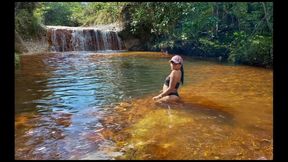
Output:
180 65 184 84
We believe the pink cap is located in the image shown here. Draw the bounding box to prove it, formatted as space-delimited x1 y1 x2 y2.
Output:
170 55 183 64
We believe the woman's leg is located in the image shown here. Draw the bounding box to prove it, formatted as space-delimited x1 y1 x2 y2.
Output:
156 95 180 103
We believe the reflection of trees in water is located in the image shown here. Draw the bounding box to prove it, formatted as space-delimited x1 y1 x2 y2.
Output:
15 54 55 114
96 56 168 102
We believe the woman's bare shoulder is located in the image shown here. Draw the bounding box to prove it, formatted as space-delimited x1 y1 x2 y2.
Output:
171 70 181 76
171 69 181 73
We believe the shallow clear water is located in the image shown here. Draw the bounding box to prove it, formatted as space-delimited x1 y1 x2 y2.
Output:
15 51 273 160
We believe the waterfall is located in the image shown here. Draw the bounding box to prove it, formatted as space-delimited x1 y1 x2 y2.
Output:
47 26 125 52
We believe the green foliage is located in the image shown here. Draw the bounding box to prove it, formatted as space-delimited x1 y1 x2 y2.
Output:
15 2 273 67
82 2 127 26
125 2 273 67
198 38 227 57
15 53 20 68
37 2 84 26
15 2 44 39
228 34 273 67
34 2 126 26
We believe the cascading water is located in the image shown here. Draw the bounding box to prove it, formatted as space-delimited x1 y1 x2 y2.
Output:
47 26 126 52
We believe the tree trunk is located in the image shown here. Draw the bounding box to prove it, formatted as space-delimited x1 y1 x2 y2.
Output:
261 2 273 33
215 3 219 37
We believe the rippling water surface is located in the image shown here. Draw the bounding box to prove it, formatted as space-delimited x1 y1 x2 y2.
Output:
15 51 273 160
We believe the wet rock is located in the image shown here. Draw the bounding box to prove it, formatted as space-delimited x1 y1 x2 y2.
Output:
260 139 271 147
15 31 29 53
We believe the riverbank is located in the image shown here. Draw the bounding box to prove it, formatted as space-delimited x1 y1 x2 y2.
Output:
15 37 49 68
22 37 49 54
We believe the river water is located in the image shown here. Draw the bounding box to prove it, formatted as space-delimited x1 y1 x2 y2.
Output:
15 51 273 160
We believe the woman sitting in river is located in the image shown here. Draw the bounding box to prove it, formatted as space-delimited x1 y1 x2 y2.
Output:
153 55 184 103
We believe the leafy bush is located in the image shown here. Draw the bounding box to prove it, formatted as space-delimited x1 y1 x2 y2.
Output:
198 38 228 58
41 3 75 26
125 2 273 67
228 34 272 67
15 3 45 40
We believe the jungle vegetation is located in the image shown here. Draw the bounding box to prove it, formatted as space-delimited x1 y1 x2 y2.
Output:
15 2 273 68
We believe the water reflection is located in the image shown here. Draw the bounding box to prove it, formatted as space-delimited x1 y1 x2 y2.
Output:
15 52 170 159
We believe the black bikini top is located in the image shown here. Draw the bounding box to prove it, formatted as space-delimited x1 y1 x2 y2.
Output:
164 76 180 89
